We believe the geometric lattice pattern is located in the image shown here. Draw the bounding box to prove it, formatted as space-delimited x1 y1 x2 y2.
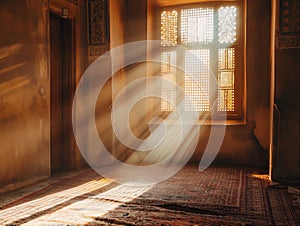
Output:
181 8 214 44
218 6 237 44
161 52 177 111
160 4 240 114
185 49 210 111
161 10 178 46
218 48 235 111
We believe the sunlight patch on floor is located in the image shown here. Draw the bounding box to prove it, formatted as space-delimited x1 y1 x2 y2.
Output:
250 174 270 181
23 183 153 225
0 178 112 225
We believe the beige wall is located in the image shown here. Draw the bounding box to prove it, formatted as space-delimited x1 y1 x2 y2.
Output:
0 0 50 193
0 0 88 194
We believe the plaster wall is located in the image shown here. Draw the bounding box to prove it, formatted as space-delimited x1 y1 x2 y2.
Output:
0 0 50 193
273 48 300 181
0 0 88 193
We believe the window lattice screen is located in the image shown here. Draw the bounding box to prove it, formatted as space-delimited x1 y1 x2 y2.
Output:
160 4 240 114
161 11 178 46
181 8 214 44
161 52 177 111
185 49 210 111
218 6 237 44
218 48 235 111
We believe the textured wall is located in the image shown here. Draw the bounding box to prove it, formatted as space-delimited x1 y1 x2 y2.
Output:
274 48 300 181
0 0 89 193
0 0 50 192
270 0 300 182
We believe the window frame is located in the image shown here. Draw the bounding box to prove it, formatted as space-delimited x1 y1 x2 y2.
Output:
155 0 246 122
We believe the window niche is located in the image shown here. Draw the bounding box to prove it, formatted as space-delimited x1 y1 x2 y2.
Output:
158 2 245 120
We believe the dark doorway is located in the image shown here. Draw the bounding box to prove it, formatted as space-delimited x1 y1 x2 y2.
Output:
50 12 75 174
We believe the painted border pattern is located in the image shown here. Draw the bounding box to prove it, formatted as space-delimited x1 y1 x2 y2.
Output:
277 0 300 49
66 0 78 5
88 0 110 58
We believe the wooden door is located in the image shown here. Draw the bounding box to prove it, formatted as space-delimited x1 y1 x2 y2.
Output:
50 12 74 174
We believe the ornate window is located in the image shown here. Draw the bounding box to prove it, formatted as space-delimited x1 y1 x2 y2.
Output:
160 2 245 120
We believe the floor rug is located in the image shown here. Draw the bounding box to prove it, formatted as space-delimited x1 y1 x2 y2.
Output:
129 167 244 212
94 166 299 225
1 166 299 225
267 185 300 225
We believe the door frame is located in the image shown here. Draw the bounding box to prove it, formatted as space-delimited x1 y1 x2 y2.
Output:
49 1 77 174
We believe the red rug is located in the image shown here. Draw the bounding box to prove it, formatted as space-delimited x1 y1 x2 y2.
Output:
267 185 300 225
94 166 299 225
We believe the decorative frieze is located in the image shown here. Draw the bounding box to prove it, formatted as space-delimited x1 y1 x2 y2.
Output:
279 0 300 34
66 0 78 6
89 45 110 56
277 0 300 49
88 0 109 45
88 0 110 60
277 36 300 49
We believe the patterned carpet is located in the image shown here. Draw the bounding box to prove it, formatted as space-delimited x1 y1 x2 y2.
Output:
1 166 299 225
93 166 300 225
267 185 300 225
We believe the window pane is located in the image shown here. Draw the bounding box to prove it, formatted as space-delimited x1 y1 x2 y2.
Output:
159 4 243 117
161 51 177 73
218 48 235 111
218 6 237 44
185 49 210 111
181 8 214 44
161 52 177 111
161 10 178 46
